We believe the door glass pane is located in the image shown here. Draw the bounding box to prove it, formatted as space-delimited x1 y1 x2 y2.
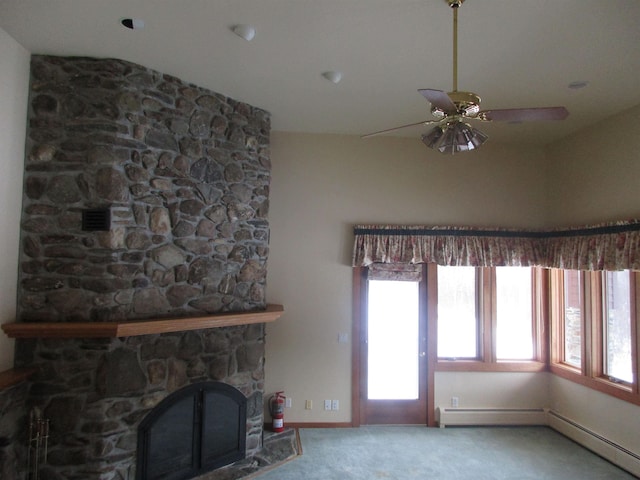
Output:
496 267 533 360
367 280 419 400
604 271 633 383
437 266 477 358
563 270 582 368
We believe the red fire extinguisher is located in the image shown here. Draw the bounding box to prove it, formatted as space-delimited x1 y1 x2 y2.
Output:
269 391 286 432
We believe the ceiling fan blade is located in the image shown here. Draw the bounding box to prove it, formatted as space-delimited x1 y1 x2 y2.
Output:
418 89 457 114
361 119 439 139
480 106 569 122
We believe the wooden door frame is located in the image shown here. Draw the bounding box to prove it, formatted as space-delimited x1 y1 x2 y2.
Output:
351 266 436 427
351 267 365 427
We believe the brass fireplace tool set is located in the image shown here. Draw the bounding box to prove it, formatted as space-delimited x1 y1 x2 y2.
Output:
27 407 49 480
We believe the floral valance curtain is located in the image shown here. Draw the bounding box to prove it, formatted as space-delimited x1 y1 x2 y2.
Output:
352 220 640 271
368 263 423 282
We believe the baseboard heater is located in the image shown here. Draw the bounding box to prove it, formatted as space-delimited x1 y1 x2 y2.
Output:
437 407 547 428
547 410 640 478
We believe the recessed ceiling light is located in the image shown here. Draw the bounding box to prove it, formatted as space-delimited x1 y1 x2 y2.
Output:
121 18 145 30
232 24 256 42
322 71 343 84
568 80 589 90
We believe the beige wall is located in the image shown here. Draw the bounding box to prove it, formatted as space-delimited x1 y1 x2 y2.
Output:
545 106 640 226
266 132 548 422
0 28 29 372
435 372 549 410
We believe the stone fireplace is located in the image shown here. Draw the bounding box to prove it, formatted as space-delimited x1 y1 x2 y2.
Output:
2 54 277 480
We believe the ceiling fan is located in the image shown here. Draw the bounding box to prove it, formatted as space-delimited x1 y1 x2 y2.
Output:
362 0 569 154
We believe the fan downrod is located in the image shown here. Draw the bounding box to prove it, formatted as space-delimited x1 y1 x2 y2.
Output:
447 0 465 8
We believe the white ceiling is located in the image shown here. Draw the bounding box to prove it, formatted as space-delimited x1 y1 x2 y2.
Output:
1 0 639 146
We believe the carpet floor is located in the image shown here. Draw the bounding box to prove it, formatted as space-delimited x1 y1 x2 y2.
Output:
255 426 637 480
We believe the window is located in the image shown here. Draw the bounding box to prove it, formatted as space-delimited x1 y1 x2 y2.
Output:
367 280 420 399
562 270 583 369
550 269 639 405
436 265 544 369
495 267 534 360
603 271 633 384
550 269 584 371
437 266 478 359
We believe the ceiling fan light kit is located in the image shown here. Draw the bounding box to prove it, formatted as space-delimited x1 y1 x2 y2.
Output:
362 0 569 154
422 121 488 154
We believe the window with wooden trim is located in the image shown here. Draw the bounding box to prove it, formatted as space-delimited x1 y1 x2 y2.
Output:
550 269 639 405
436 265 546 369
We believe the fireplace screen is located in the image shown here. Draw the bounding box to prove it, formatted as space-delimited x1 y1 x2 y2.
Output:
137 382 247 480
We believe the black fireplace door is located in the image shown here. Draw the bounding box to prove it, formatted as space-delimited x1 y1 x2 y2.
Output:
137 382 247 480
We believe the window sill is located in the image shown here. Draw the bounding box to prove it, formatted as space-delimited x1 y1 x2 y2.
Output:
436 360 547 373
549 362 582 377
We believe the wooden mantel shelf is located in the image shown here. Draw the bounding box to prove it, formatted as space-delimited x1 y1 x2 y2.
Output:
1 304 284 339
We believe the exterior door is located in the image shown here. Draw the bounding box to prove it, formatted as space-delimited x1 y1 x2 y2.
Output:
356 265 429 425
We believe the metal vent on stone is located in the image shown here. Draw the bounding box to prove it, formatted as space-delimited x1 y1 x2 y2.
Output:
82 208 111 231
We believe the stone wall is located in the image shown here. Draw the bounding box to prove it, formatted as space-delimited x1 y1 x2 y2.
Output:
21 55 270 321
10 55 272 479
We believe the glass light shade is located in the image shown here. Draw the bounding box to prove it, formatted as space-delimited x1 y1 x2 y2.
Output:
421 127 444 148
422 121 488 154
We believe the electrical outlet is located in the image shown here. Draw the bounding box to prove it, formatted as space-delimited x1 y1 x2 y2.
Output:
305 400 312 410
451 396 459 408
285 397 292 408
331 399 339 411
324 399 332 411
